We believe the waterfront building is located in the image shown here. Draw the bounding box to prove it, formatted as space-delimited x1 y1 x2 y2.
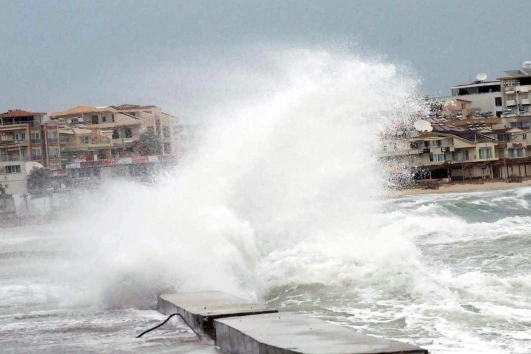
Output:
111 104 179 156
51 104 180 158
497 64 531 116
0 109 62 172
451 79 502 117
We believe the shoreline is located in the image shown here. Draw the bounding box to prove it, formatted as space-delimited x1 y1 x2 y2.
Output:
390 179 531 197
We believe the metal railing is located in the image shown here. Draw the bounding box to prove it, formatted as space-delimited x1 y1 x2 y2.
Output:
0 155 29 161
31 138 42 144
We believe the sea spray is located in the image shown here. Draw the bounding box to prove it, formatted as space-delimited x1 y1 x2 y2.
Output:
45 46 424 309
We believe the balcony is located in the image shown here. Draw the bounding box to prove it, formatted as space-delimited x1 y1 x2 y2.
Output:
47 137 59 144
31 138 42 144
31 155 42 160
522 99 530 106
0 155 29 162
507 100 516 106
0 139 28 146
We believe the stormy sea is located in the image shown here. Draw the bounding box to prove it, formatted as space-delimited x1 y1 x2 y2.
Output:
1 48 529 353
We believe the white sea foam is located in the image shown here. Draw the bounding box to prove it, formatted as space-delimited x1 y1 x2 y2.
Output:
3 46 528 353
31 46 424 309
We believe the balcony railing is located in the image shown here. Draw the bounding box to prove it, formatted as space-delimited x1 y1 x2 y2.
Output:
0 155 29 161
31 155 42 160
48 137 59 143
31 138 42 144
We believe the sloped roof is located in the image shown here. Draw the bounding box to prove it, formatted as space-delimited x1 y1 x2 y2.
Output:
0 109 46 118
51 105 117 118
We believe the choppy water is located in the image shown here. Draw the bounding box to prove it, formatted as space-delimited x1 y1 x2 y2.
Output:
1 188 530 353
2 48 529 353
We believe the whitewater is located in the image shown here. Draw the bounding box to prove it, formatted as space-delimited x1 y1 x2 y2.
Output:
1 47 529 353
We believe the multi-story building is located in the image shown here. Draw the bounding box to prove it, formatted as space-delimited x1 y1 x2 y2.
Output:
111 104 179 155
451 79 502 117
50 105 142 158
58 126 113 162
0 109 45 164
51 104 180 158
498 64 531 116
0 109 62 171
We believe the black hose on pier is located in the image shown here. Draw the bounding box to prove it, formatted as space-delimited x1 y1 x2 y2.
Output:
136 313 202 339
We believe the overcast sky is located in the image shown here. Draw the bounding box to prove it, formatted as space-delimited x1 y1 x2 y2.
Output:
1 0 530 121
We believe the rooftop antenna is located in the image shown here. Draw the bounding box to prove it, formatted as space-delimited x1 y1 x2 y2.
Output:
476 73 487 82
413 120 433 132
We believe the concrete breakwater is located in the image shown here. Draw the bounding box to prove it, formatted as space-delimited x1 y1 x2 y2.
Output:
155 291 428 354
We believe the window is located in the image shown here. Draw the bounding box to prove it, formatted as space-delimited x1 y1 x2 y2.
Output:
5 165 21 174
163 127 171 138
524 134 527 140
91 115 99 124
479 148 493 159
111 114 115 122
508 148 524 158
463 150 469 161
164 143 172 154
495 97 502 106
80 136 91 144
14 132 26 141
102 116 107 123
431 140 442 147
461 103 466 109
429 154 445 162
124 128 133 138
31 131 41 143
497 133 511 142
112 129 119 139
48 131 58 142
49 147 60 159
32 148 42 160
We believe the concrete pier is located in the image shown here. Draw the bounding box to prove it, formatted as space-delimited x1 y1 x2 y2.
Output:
215 312 428 354
158 292 428 354
158 291 278 339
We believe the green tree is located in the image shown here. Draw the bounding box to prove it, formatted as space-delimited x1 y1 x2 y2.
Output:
135 130 162 156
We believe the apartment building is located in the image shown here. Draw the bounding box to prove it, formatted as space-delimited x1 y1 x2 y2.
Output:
111 104 179 155
0 109 62 170
51 104 180 158
381 123 531 181
451 79 502 117
50 105 142 158
498 64 531 116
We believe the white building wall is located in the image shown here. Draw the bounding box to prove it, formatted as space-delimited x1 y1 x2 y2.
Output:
0 161 29 195
457 92 502 116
